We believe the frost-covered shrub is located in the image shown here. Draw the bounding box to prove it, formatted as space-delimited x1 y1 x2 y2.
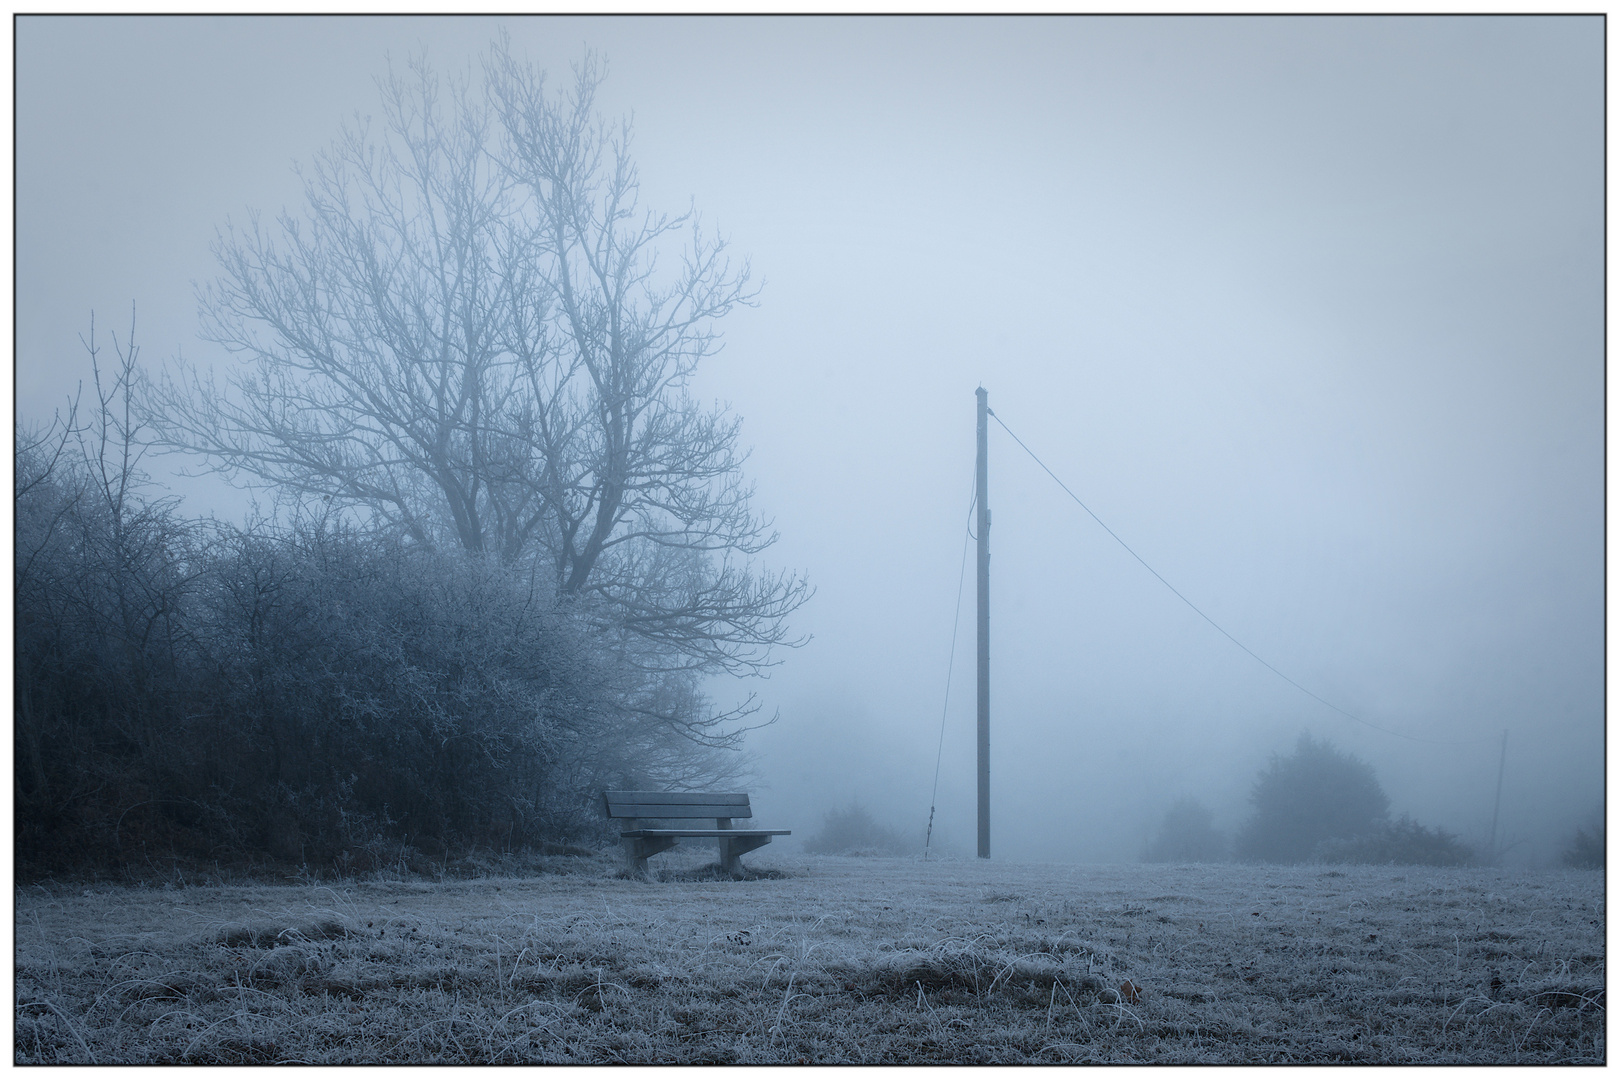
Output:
1314 814 1475 866
14 459 742 877
805 804 914 856
1142 797 1229 863
1561 825 1605 869
1235 733 1390 864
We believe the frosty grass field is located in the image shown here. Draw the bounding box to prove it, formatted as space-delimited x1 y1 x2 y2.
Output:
14 852 1604 1064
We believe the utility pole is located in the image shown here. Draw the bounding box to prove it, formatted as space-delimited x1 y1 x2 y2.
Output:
1488 728 1508 860
976 387 991 859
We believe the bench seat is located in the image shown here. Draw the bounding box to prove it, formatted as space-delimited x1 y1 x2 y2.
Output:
618 828 791 839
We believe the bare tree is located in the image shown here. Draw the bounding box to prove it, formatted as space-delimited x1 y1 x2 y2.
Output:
152 57 529 554
147 45 809 680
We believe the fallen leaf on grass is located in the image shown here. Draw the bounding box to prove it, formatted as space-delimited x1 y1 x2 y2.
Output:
1119 980 1142 1003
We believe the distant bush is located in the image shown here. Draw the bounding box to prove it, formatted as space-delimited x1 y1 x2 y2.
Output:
1314 814 1475 867
804 804 914 856
1235 733 1390 864
1561 825 1605 870
1142 797 1228 863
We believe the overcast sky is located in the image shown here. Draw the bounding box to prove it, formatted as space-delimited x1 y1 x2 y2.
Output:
16 15 1604 863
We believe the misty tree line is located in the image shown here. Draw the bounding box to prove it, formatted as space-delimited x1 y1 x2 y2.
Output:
15 41 809 879
801 737 1476 866
1142 733 1602 869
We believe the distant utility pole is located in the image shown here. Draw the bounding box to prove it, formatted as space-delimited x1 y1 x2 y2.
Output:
1489 729 1508 859
976 387 991 859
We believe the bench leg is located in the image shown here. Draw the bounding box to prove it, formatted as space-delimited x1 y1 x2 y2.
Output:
623 835 677 877
717 833 772 876
623 838 647 878
718 837 738 876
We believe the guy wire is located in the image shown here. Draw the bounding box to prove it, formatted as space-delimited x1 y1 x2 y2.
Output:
925 480 977 858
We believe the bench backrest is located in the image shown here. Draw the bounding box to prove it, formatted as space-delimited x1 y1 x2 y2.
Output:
602 791 753 821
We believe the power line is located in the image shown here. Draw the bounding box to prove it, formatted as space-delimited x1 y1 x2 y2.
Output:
925 482 976 859
987 407 1454 747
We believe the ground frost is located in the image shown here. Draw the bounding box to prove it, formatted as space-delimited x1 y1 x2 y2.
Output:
14 855 1603 1063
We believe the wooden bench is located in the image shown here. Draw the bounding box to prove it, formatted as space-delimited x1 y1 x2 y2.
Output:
602 791 789 877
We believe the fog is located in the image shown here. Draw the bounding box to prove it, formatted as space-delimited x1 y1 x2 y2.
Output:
16 16 1603 866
